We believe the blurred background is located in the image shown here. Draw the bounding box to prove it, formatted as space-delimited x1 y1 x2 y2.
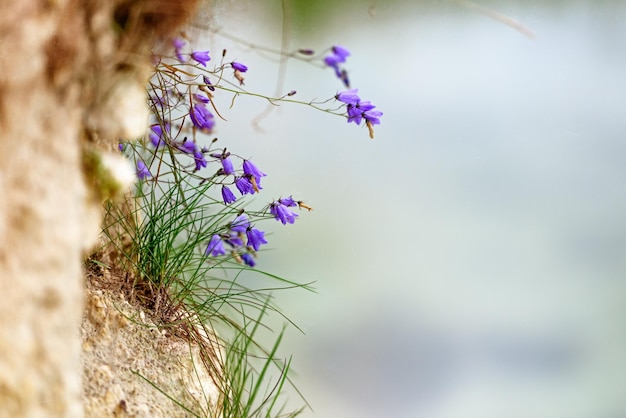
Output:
194 1 626 417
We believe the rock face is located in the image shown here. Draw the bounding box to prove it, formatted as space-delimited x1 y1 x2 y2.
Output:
82 278 221 417
0 0 200 416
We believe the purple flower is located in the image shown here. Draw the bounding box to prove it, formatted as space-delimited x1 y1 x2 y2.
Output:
194 93 210 103
179 139 207 171
193 149 207 171
173 38 185 49
324 54 341 68
221 157 235 175
324 46 350 68
221 185 237 204
324 45 351 87
242 160 266 185
331 45 350 61
231 61 248 72
346 101 382 126
150 94 166 108
191 50 211 66
347 105 363 125
246 227 267 251
136 160 151 180
224 233 243 248
241 253 256 267
206 235 226 256
364 109 383 125
339 69 350 88
180 139 196 154
336 89 360 105
190 104 215 131
118 143 124 152
230 214 250 233
235 176 256 195
203 75 215 91
149 124 166 148
356 101 376 112
270 202 298 225
279 196 297 207
173 38 186 62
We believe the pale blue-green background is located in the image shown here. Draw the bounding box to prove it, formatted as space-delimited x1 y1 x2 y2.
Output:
195 1 626 417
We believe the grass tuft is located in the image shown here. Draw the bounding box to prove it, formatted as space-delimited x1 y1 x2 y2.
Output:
92 138 310 417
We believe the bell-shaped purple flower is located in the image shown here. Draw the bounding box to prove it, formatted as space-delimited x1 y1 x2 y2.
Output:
173 38 186 63
270 202 298 225
180 139 196 154
206 234 226 256
203 75 215 91
246 227 268 251
241 253 256 267
136 160 151 180
150 94 166 108
193 149 207 171
179 139 207 171
194 93 210 104
324 54 341 68
346 104 363 125
221 185 237 204
149 124 166 148
336 89 360 105
324 46 349 68
356 101 376 112
339 69 350 88
364 109 383 125
230 214 250 234
235 176 255 195
279 196 297 207
224 233 243 248
242 160 266 185
221 157 235 175
190 104 215 131
331 45 350 61
231 61 248 72
191 50 211 66
324 45 352 87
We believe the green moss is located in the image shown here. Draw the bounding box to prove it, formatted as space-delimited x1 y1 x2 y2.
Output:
82 145 127 202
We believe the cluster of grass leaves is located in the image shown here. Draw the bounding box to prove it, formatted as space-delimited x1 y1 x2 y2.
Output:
95 140 312 417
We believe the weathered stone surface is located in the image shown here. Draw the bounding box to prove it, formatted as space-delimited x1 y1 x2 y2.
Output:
0 0 200 415
82 282 220 417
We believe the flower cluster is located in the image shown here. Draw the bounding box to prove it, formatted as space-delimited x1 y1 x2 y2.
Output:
122 37 383 267
172 38 249 92
269 196 299 225
321 45 382 139
140 62 304 266
205 213 266 267
109 31 387 418
131 118 305 266
335 89 383 139
179 138 208 171
324 45 351 88
211 151 267 203
204 192 313 266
